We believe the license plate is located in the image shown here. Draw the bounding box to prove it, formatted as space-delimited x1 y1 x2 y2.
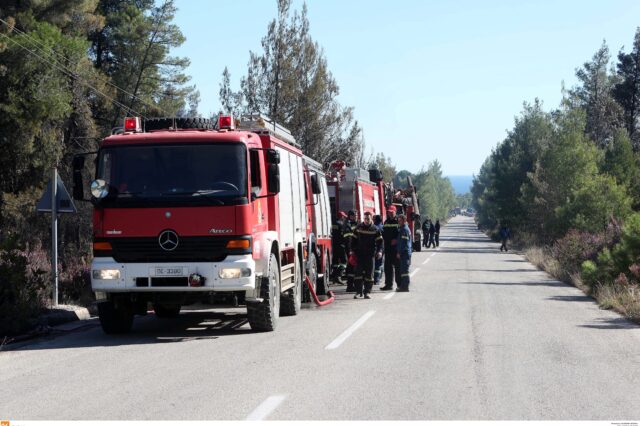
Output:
152 267 186 277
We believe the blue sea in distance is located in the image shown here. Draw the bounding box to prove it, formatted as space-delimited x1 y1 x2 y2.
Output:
447 176 473 194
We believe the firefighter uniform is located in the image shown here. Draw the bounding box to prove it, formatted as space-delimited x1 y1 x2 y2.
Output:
351 222 384 297
343 216 359 292
331 216 347 282
381 215 400 290
397 222 413 291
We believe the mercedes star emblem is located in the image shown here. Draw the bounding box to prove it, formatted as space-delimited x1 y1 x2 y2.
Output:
158 230 179 251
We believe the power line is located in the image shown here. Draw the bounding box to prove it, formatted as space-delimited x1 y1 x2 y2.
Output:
0 16 173 118
0 31 145 119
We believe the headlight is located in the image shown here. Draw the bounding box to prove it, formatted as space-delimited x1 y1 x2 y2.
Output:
219 268 252 279
92 269 121 280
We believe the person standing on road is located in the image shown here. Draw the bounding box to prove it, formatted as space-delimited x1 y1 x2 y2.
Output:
343 210 359 292
435 219 441 247
426 220 436 248
500 224 510 252
350 211 384 299
331 211 348 283
373 214 384 285
422 218 430 248
396 214 412 292
380 205 400 291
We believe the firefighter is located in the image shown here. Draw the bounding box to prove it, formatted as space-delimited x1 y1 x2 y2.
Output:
396 214 412 292
331 211 348 283
350 211 383 299
373 214 384 284
380 205 400 291
343 210 359 292
435 219 441 247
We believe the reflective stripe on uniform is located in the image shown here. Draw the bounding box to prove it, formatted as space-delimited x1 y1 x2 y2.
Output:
357 230 378 235
383 224 398 228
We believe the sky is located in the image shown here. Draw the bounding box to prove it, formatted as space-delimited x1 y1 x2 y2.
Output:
173 0 640 176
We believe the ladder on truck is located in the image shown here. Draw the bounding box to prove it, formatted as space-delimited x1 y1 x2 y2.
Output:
238 113 300 148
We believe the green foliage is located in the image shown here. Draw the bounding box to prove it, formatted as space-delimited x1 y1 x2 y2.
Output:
0 238 48 337
414 161 456 222
227 0 363 166
613 28 640 145
368 153 397 183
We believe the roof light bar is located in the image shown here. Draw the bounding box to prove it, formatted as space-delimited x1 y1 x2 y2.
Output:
124 117 142 132
218 115 234 130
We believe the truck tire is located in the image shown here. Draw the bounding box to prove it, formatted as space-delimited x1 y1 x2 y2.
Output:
303 253 317 303
280 256 302 316
153 303 181 318
247 253 280 331
98 299 133 334
144 117 213 131
316 250 330 295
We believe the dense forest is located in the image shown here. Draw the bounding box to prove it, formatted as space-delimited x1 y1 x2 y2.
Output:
472 33 640 319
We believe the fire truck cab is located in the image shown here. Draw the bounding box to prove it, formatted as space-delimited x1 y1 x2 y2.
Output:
73 114 331 333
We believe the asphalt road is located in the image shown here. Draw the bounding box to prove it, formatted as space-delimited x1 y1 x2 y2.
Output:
2 216 640 420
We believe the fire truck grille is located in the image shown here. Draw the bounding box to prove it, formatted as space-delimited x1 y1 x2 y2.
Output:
110 237 229 263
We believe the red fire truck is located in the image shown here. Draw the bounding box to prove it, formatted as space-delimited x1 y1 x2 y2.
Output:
326 161 386 222
73 114 332 333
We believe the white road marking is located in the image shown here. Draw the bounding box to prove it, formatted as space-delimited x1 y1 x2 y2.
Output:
246 395 287 420
410 268 420 278
325 310 376 350
383 292 396 300
430 252 437 257
422 257 431 265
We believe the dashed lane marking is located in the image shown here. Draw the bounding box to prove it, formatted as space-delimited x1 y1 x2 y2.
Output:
422 257 431 265
383 292 396 300
410 268 420 278
246 395 287 420
325 310 376 350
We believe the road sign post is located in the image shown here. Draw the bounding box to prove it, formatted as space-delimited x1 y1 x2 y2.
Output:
52 168 58 306
37 167 77 307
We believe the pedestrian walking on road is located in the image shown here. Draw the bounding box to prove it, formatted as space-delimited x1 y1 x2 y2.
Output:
434 219 441 247
343 210 359 292
396 214 412 292
373 214 384 285
380 205 400 291
350 211 383 299
500 224 510 252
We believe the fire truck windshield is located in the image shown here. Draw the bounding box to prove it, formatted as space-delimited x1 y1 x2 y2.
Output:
96 143 247 206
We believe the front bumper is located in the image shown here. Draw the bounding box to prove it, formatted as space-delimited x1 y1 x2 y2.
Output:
91 255 256 293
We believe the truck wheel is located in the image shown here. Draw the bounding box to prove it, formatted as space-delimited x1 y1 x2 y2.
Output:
303 253 317 303
247 253 280 331
98 299 133 334
280 255 302 316
153 303 181 318
317 250 330 295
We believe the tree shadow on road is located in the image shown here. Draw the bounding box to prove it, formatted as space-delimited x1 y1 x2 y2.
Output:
5 310 255 352
579 317 639 329
458 279 567 287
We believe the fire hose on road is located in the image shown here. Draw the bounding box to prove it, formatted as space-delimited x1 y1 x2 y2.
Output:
304 276 335 306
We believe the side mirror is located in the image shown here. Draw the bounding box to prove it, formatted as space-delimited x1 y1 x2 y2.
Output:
311 173 321 194
268 164 280 194
368 169 383 183
266 149 280 165
72 155 85 200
